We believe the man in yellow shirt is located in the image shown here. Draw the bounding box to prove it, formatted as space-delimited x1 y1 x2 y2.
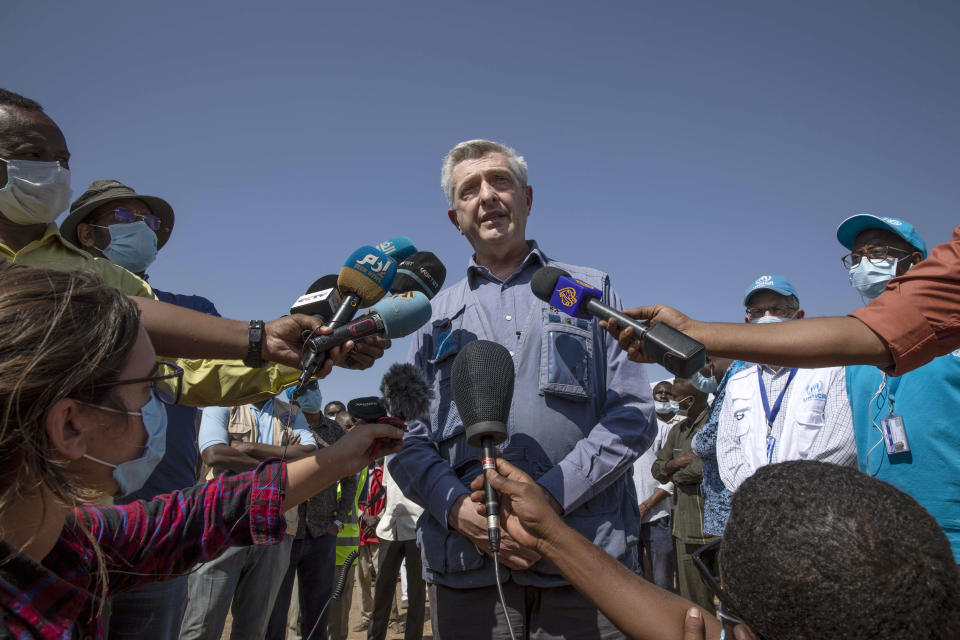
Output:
0 88 386 405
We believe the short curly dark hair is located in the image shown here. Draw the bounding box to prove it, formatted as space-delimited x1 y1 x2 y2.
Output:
722 461 960 640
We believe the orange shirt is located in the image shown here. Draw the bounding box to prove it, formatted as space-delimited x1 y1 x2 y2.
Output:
851 224 960 376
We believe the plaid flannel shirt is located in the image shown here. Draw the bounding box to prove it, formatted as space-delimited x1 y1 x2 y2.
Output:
0 460 287 639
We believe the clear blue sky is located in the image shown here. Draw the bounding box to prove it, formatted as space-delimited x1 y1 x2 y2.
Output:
5 1 958 402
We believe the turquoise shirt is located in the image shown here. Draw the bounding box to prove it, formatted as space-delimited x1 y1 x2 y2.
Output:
846 351 960 561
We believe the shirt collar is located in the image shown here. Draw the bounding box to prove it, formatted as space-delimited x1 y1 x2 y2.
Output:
467 240 547 284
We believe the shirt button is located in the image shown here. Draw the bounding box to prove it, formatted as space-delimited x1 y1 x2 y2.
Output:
505 315 512 321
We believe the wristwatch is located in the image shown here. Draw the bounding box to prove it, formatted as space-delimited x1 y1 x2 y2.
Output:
243 320 265 368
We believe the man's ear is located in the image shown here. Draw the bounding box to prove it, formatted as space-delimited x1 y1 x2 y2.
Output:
44 398 88 460
447 209 463 234
75 222 99 249
524 185 533 213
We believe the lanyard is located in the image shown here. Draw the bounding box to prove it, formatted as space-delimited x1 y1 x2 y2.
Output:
757 366 798 431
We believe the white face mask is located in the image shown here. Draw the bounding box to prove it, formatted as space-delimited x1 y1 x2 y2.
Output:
750 314 792 325
0 158 73 225
654 400 673 415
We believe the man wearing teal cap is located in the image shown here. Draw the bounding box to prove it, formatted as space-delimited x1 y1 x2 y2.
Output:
716 275 856 495
837 214 960 562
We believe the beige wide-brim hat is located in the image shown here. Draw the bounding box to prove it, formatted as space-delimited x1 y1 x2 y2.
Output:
61 179 175 249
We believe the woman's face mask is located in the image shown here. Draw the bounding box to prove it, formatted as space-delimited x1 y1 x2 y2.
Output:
82 391 167 496
0 158 73 225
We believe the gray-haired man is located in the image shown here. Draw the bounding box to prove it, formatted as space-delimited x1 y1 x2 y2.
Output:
389 139 654 639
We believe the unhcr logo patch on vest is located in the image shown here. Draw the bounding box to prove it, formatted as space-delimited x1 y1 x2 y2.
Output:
802 381 827 403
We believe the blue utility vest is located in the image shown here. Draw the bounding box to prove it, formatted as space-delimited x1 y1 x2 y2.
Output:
846 350 960 561
414 258 645 587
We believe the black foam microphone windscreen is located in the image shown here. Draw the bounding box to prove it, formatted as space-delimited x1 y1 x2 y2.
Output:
530 265 567 301
380 362 434 422
390 251 447 299
306 274 340 294
451 340 514 447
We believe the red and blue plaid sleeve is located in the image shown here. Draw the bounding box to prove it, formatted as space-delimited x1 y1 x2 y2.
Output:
68 460 288 594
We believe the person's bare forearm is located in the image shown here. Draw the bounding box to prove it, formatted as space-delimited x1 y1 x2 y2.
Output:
538 523 721 640
233 442 315 461
134 296 247 359
692 316 891 369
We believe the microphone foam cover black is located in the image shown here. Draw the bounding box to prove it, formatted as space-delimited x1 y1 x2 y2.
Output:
380 362 434 422
451 340 515 429
306 274 340 294
390 252 447 299
347 396 387 422
530 266 570 303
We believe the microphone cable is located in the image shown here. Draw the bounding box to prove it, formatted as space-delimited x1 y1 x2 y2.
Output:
304 548 359 640
492 551 518 640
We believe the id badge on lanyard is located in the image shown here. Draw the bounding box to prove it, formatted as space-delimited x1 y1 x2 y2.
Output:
882 378 910 455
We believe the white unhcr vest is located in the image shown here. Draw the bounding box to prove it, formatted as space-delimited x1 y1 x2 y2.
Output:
718 365 842 485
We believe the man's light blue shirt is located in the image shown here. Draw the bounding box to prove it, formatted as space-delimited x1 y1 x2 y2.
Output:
199 398 316 452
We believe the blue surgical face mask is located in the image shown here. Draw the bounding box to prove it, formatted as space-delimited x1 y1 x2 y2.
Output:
295 387 324 414
849 257 898 301
669 400 680 412
83 391 167 496
654 400 673 415
94 221 158 274
691 369 719 394
675 395 694 417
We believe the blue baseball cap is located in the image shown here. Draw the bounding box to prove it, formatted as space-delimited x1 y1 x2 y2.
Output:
743 275 799 306
836 214 927 258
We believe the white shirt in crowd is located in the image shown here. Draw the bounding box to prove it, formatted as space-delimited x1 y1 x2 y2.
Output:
376 454 425 542
632 416 676 524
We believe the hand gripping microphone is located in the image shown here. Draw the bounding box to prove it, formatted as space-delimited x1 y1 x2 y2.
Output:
389 251 447 299
294 290 431 392
376 236 418 263
530 266 707 378
451 340 514 554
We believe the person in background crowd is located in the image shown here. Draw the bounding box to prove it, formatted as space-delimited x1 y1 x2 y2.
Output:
473 457 960 640
59 179 221 640
690 358 743 537
369 456 425 640
267 382 354 640
835 214 960 561
0 264 405 639
716 276 856 493
651 378 714 613
653 380 677 422
390 138 652 640
632 380 677 591
180 396 318 640
353 459 396 634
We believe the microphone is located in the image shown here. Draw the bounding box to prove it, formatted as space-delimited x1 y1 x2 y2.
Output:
290 274 341 324
380 362 434 422
376 236 418 263
326 246 399 329
530 266 707 378
347 396 388 421
451 340 514 553
389 251 447 300
298 291 432 377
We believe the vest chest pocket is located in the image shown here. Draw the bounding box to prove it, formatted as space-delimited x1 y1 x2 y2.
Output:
426 308 470 443
539 308 594 402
